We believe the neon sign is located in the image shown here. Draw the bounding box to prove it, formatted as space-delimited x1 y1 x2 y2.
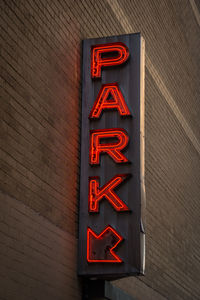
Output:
88 174 130 212
78 33 145 278
91 42 129 78
90 128 129 165
89 83 131 119
87 226 123 263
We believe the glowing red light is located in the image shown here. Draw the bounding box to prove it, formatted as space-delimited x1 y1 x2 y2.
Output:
87 226 123 263
90 128 129 165
89 174 130 212
91 42 129 78
89 83 131 119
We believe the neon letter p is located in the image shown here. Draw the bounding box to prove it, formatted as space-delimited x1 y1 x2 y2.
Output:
91 42 129 78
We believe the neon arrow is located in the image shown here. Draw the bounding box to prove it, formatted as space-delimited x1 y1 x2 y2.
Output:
87 226 123 263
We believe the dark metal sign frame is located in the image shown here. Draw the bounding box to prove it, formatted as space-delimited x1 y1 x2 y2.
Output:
78 33 145 278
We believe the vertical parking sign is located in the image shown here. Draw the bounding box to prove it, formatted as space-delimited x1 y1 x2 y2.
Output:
78 33 145 278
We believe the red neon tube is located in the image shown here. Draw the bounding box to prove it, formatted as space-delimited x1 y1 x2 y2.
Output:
89 128 129 165
89 83 131 119
89 174 130 212
87 226 123 263
91 42 129 78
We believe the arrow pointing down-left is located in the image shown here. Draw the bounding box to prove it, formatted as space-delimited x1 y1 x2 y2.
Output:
87 226 123 263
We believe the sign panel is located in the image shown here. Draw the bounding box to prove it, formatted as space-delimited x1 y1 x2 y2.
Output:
78 33 145 278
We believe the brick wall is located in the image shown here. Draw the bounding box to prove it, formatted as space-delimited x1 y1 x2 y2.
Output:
1 0 200 299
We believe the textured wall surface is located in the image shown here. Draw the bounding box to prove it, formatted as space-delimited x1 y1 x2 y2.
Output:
1 0 200 299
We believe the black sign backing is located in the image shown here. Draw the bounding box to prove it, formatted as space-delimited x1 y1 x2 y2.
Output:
78 33 145 278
